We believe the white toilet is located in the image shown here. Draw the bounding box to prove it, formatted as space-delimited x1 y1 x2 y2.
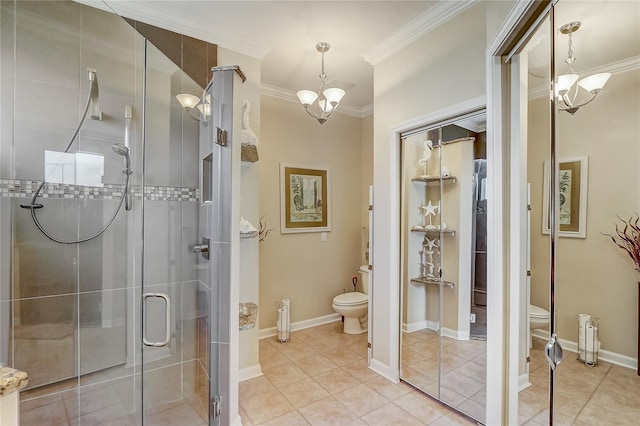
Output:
332 265 369 334
529 304 550 347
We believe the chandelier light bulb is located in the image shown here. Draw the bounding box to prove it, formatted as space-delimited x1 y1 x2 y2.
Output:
297 90 318 107
577 72 611 94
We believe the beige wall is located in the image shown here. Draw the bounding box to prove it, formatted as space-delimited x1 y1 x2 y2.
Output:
528 69 640 358
259 95 369 328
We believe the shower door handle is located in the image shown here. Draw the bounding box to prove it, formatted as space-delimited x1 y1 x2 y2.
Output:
142 292 171 347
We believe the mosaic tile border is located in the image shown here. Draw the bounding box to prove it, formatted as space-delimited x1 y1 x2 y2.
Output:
0 179 199 202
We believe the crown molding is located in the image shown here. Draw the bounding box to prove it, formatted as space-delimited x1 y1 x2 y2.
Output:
77 0 270 59
528 55 640 100
261 84 372 118
363 0 478 65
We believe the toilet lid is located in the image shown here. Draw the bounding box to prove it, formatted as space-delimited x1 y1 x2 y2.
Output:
530 305 550 319
334 292 368 306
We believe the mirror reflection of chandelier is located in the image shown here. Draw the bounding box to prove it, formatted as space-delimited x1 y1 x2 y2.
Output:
557 21 611 115
296 42 346 125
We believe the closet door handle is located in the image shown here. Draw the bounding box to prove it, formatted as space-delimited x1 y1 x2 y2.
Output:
142 292 171 347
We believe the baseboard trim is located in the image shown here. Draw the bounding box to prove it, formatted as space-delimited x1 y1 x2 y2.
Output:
259 313 341 340
402 322 469 340
518 372 531 391
238 364 263 382
532 330 638 371
441 327 470 341
369 358 399 383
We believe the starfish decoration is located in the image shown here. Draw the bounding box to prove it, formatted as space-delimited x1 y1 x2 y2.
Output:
424 237 438 251
420 200 440 218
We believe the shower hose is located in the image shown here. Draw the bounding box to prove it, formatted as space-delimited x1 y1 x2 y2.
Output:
19 78 129 245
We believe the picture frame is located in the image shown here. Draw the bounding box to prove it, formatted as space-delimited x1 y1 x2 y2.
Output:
280 163 331 233
542 156 588 238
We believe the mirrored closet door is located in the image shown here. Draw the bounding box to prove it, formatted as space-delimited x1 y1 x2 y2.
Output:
399 111 487 423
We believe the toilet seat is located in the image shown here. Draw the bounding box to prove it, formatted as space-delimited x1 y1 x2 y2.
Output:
333 292 367 306
530 305 550 319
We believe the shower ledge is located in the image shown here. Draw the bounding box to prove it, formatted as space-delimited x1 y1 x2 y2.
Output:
0 367 28 396
239 302 258 331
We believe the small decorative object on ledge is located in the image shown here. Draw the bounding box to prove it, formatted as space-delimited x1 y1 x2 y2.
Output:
0 366 28 396
241 144 259 163
240 100 259 163
240 217 259 239
239 302 258 331
602 214 640 375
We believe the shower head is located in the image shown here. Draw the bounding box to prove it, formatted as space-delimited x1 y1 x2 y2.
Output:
112 143 129 157
112 143 131 174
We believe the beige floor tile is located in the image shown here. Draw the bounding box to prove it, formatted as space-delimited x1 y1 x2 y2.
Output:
276 340 318 362
365 376 413 401
428 411 477 425
342 360 378 382
298 396 358 425
401 346 427 366
240 375 277 400
401 366 435 390
20 395 70 425
440 371 484 398
239 405 254 426
440 354 467 372
262 409 311 425
439 386 467 408
260 346 292 370
454 360 486 383
518 387 548 420
314 368 361 395
531 408 575 426
457 399 485 423
279 377 331 408
573 398 640 425
295 355 339 377
335 383 389 417
394 392 451 424
360 402 423 425
323 347 366 367
263 363 309 388
241 391 296 424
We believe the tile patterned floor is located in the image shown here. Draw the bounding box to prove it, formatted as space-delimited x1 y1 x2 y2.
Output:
240 322 475 425
519 338 640 425
401 329 487 423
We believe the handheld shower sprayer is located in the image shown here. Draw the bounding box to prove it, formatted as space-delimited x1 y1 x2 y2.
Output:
112 143 133 211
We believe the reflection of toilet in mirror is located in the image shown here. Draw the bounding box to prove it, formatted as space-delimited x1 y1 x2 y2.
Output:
332 265 369 334
529 304 550 347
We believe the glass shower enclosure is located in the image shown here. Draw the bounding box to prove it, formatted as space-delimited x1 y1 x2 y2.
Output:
0 1 232 424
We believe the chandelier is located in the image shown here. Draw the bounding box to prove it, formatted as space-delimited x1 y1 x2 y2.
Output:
557 21 610 115
296 42 345 125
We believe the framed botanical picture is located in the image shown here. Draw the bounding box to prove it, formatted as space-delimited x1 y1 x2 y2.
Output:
542 156 588 238
280 163 331 233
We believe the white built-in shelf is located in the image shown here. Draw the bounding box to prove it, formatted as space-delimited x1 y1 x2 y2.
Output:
411 175 457 185
410 277 455 288
411 227 456 236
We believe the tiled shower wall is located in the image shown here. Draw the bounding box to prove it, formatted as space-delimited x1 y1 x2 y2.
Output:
0 0 209 421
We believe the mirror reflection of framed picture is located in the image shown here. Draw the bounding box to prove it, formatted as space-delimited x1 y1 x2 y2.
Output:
542 156 588 238
280 163 331 233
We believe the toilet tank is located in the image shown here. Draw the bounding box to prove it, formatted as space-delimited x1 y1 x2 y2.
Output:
359 265 370 294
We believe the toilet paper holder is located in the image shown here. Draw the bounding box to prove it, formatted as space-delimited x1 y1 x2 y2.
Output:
577 315 600 367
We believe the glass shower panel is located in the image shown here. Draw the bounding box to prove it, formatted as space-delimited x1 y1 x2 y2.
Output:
141 41 209 424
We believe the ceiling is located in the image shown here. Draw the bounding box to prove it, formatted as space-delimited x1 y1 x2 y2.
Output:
79 1 639 115
79 0 477 114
